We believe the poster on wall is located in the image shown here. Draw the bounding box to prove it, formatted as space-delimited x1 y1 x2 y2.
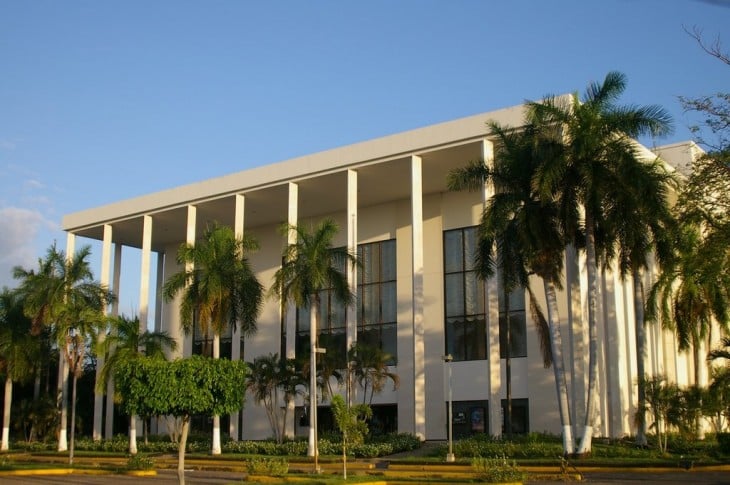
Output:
471 407 485 432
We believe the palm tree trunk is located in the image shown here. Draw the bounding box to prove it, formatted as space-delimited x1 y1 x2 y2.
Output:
33 368 41 400
308 301 318 460
545 280 574 455
177 415 190 485
1 375 12 451
633 271 648 447
577 218 598 456
693 344 706 440
69 372 78 465
211 332 221 455
57 354 68 452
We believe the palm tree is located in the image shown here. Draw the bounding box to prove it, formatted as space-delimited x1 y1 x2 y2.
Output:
648 223 730 393
448 121 573 453
348 342 399 405
0 288 38 451
246 353 302 443
270 218 357 458
163 223 263 455
13 244 113 453
96 314 177 454
527 71 673 454
55 297 106 464
606 154 676 446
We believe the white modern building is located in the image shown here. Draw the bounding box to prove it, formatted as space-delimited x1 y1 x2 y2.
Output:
62 101 700 442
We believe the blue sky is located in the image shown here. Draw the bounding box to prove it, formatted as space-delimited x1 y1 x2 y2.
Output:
1 0 728 314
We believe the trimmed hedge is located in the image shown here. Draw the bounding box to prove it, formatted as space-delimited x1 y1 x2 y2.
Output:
18 432 421 458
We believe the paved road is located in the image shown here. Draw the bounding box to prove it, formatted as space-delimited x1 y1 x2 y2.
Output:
1 469 730 484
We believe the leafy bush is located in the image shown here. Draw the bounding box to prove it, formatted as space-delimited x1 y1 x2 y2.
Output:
452 434 562 459
472 455 526 483
246 457 289 476
717 433 730 454
126 454 155 470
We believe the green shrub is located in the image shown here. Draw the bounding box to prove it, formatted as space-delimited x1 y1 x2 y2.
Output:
246 457 289 476
471 455 526 483
126 454 155 471
716 433 730 454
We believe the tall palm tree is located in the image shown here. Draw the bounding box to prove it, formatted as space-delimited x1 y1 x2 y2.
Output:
0 288 38 451
527 71 672 454
605 153 676 446
56 299 106 465
448 121 573 453
96 314 177 454
270 218 357 458
163 223 263 455
13 244 113 453
648 223 730 386
348 342 399 405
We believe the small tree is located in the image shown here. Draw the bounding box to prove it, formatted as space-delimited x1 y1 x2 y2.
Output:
640 375 675 453
246 353 301 443
348 343 399 405
115 356 246 485
330 394 371 480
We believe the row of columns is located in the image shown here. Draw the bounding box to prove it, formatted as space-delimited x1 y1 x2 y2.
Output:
78 142 517 442
81 156 429 441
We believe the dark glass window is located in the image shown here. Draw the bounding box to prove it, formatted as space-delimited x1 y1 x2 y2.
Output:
357 240 397 363
444 227 487 361
193 323 233 359
501 398 529 434
497 274 527 358
448 399 489 438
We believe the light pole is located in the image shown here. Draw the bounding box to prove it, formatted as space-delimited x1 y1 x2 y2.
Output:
444 354 455 462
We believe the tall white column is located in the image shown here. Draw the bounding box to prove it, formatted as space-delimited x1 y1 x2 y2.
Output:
93 224 113 441
181 205 197 357
112 244 122 316
57 232 76 452
139 215 153 333
105 243 122 439
346 170 358 352
410 155 426 441
130 215 152 455
230 194 245 441
155 254 164 332
285 183 298 359
347 170 358 406
481 139 502 437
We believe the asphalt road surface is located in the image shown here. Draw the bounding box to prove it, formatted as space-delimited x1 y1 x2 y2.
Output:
1 469 730 484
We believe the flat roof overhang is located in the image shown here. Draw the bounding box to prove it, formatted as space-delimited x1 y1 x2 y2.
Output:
62 103 527 251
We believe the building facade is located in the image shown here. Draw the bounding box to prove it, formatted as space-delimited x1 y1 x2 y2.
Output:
62 101 698 442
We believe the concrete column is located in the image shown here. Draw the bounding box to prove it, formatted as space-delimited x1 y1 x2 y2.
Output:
105 243 122 439
182 205 197 357
346 170 358 352
230 194 244 441
285 183 298 359
481 139 502 437
112 245 122 316
155 253 164 332
139 215 153 333
347 170 359 406
410 155 426 441
93 224 113 441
